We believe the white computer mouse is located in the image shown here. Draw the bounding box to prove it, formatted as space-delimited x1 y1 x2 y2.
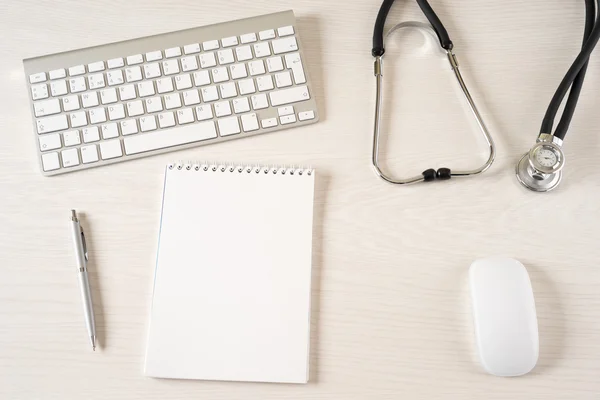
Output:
469 257 539 377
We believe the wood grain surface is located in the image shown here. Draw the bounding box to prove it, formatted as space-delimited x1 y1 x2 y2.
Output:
1 0 600 398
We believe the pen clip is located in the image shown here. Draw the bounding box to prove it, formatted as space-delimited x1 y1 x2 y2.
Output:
80 229 88 262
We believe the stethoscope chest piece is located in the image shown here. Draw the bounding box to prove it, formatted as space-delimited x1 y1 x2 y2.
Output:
516 134 565 192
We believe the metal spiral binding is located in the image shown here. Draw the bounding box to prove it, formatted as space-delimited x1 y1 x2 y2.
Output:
167 162 313 176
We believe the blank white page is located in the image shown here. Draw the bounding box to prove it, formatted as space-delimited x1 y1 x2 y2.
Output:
144 164 315 384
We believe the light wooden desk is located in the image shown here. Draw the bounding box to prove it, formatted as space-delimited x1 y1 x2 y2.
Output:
2 0 600 398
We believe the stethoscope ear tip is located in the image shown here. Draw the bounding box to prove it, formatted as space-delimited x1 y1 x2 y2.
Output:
422 168 452 182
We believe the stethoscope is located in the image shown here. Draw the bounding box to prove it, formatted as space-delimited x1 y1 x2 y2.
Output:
371 0 600 191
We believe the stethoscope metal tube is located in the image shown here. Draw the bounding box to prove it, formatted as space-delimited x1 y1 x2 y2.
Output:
371 29 496 185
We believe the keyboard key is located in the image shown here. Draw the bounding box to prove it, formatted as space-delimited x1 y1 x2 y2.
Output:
230 63 247 79
261 117 277 128
280 114 296 125
39 133 61 151
199 52 217 68
165 47 181 58
100 139 123 159
285 53 306 84
49 69 66 80
70 111 88 128
157 77 174 93
201 86 219 102
107 70 124 86
193 70 211 86
240 33 257 44
69 77 86 93
202 40 219 51
175 74 192 90
107 58 125 69
144 63 161 79
183 43 200 54
217 49 235 65
41 152 60 171
120 119 138 135
251 93 268 110
137 81 155 97
31 83 49 100
145 97 163 113
238 79 255 95
146 51 162 62
100 88 118 104
267 56 284 72
88 107 106 124
218 116 240 136
269 85 310 106
127 100 144 116
81 145 99 163
235 45 253 61
36 114 68 134
298 110 315 121
219 82 237 98
108 103 126 120
82 91 99 108
195 104 213 121
277 26 294 36
181 56 198 72
83 126 100 142
211 67 229 83
50 80 68 96
272 37 298 54
182 90 200 106
248 60 265 76
176 108 194 124
140 115 157 131
275 71 293 88
158 112 175 128
29 72 46 84
221 36 238 47
241 113 259 132
164 93 182 109
127 54 143 65
214 101 232 117
253 42 270 58
162 59 179 75
233 97 250 113
278 106 294 116
259 29 276 40
125 66 143 82
88 61 104 72
61 148 80 167
34 98 61 117
119 85 136 101
62 95 80 111
69 65 86 76
124 121 217 155
101 123 119 139
256 75 273 92
63 130 81 146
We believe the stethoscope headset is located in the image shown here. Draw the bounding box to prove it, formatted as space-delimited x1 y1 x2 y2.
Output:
371 0 600 191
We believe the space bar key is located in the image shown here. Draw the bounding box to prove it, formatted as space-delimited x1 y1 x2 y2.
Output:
124 121 217 155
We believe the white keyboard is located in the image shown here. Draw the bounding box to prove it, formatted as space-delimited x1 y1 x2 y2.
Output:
23 10 319 176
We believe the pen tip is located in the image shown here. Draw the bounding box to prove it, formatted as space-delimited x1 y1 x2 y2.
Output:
93 346 96 351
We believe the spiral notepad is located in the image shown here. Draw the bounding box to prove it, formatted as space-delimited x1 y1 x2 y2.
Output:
144 162 315 384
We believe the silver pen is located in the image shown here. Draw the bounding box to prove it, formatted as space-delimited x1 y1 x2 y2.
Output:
70 210 97 351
